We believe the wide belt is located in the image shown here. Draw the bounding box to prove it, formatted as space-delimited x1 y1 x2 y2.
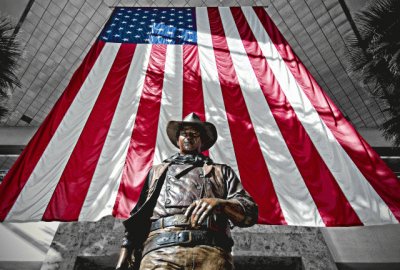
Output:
150 215 210 232
142 230 234 256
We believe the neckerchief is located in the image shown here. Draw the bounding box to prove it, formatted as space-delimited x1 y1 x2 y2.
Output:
165 153 213 166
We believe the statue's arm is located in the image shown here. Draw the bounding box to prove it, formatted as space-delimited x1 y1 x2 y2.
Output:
116 168 154 269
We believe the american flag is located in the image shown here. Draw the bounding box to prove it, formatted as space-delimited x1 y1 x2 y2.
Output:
1 7 399 226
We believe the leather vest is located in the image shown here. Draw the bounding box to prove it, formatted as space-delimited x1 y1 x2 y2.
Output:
150 163 225 219
123 162 224 233
123 159 258 239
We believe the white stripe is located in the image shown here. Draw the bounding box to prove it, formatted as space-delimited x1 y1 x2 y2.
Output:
153 45 183 165
219 7 324 226
78 45 152 221
5 43 121 221
196 8 239 175
242 7 398 225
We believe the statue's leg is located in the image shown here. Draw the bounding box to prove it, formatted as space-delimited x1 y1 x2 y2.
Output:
139 246 185 270
139 245 233 270
191 246 234 270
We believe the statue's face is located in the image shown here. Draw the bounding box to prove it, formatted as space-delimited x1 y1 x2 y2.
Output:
178 125 202 154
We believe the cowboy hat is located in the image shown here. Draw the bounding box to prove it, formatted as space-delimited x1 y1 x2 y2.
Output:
166 113 217 151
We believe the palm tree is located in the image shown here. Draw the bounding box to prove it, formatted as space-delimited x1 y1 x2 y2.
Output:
0 16 21 120
345 0 400 146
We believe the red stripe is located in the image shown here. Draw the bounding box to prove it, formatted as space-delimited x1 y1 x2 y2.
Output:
232 8 362 226
182 45 206 121
42 44 136 221
207 8 286 225
253 7 400 221
182 45 209 156
0 41 105 221
113 45 167 219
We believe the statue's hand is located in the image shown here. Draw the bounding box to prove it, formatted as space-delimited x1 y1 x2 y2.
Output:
184 198 225 227
116 247 134 270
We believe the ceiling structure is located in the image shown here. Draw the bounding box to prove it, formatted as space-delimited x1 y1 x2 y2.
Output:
0 0 392 171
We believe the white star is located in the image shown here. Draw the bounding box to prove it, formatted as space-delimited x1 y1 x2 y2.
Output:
169 19 174 21
123 38 129 41
187 19 192 21
122 21 127 24
138 28 143 31
143 16 147 18
188 31 193 34
178 11 183 13
129 24 134 27
125 15 130 18
115 18 120 21
178 22 183 25
188 39 193 42
188 25 193 28
114 34 120 37
132 18 137 21
178 28 184 31
128 10 132 13
118 27 123 30
177 35 183 38
102 36 108 40
111 23 115 26
144 10 149 13
127 31 132 34
161 16 166 19
134 13 139 16
162 11 166 13
150 19 155 22
117 13 122 16
179 16 183 19
152 13 156 16
167 31 173 35
144 38 149 42
135 35 140 38
106 30 112 33
140 22 145 24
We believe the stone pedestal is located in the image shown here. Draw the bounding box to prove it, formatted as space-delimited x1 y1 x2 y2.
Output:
232 225 337 270
41 216 337 270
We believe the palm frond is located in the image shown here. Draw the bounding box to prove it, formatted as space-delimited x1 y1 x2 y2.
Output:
0 15 22 120
0 16 22 96
345 0 400 146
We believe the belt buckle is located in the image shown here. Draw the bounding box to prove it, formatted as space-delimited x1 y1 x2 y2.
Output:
174 215 189 227
177 231 192 245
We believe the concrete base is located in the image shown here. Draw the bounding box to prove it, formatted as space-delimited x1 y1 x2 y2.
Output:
0 261 42 270
41 216 337 270
231 225 337 270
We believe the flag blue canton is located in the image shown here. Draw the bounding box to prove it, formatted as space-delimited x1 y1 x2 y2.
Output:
100 7 197 45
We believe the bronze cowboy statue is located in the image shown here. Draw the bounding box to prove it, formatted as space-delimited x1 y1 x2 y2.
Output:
116 113 258 270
